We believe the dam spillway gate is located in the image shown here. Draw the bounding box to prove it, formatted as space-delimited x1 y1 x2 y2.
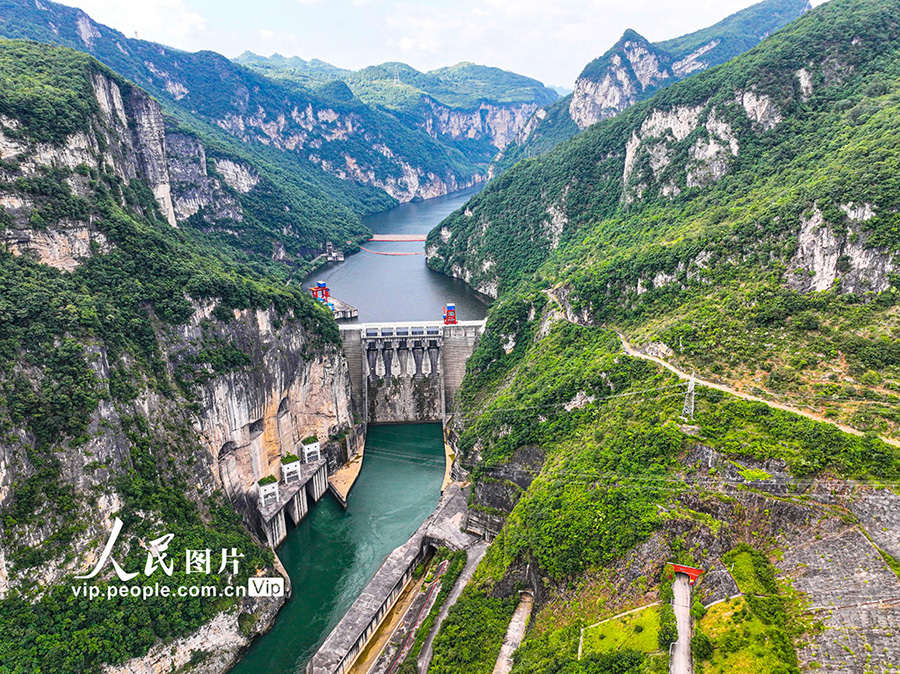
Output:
340 321 485 424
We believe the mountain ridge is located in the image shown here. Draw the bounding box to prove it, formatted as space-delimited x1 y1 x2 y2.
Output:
492 0 811 175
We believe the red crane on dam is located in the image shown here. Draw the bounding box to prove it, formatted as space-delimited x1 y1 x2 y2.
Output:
443 303 457 325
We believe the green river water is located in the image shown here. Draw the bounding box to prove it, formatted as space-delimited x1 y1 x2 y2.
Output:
228 423 445 674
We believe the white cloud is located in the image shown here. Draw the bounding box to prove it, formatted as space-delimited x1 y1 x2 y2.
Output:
56 0 831 88
56 0 207 50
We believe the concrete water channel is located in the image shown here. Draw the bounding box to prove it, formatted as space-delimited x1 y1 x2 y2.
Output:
228 187 491 674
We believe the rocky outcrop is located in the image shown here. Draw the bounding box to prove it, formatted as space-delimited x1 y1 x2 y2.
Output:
165 132 245 223
101 594 282 674
0 60 360 674
788 205 895 294
0 222 111 272
323 145 482 204
570 32 673 130
90 72 177 227
0 71 184 269
213 103 477 203
421 99 540 149
0 75 276 270
186 303 354 510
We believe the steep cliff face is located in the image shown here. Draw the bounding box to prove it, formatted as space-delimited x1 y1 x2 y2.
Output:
185 302 354 509
788 205 896 294
421 99 540 149
0 41 359 674
165 132 245 224
0 0 484 204
429 0 900 457
428 86 778 298
0 69 178 243
569 31 673 130
429 0 895 303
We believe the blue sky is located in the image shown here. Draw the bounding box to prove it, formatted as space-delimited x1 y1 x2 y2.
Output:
57 0 827 87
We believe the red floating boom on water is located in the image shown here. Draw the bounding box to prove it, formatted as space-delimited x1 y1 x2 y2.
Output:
669 563 705 585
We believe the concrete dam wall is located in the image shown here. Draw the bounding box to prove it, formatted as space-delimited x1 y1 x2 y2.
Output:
340 321 485 423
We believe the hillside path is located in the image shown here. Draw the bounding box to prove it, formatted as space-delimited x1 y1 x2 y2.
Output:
544 286 898 447
417 541 488 673
616 331 899 447
492 591 534 674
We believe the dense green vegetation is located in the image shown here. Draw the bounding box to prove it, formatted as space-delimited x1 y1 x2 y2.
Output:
694 547 802 674
0 40 99 143
429 0 900 435
429 588 517 674
494 0 810 172
427 4 900 655
0 39 343 673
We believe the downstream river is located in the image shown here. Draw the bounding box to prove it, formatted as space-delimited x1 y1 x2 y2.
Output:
231 189 487 673
302 184 490 323
229 424 445 674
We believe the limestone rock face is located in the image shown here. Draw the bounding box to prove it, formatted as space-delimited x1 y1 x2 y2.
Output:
0 72 183 270
100 604 279 674
788 206 894 294
570 33 673 130
0 74 269 270
184 304 354 510
421 99 539 149
213 103 480 203
166 132 245 223
326 144 483 204
90 72 177 227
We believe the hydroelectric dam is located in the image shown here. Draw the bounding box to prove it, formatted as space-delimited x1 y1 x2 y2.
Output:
341 320 486 424
228 186 491 674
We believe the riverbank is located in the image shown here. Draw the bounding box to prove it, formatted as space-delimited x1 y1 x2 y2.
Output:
307 484 479 674
227 425 445 674
329 447 365 507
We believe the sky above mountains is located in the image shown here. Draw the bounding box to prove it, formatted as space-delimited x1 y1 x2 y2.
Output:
57 0 828 87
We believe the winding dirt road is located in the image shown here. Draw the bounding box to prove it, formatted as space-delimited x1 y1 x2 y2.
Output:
615 332 900 448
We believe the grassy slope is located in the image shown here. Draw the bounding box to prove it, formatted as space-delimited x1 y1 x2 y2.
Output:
428 1 900 671
429 0 900 437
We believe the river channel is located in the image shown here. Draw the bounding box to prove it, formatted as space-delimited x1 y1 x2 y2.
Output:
302 184 490 323
230 188 487 673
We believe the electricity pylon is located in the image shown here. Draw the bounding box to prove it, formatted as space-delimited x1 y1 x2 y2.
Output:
681 372 696 421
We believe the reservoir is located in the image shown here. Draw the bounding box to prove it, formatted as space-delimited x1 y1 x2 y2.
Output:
228 423 445 674
302 184 490 323
231 188 486 673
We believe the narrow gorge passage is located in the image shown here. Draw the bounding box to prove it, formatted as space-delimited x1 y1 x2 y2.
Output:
232 187 490 674
302 185 490 324
229 424 445 674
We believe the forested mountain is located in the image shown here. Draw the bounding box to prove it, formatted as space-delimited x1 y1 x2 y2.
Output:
236 54 559 166
424 0 900 671
493 0 810 174
0 38 365 672
0 0 540 210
